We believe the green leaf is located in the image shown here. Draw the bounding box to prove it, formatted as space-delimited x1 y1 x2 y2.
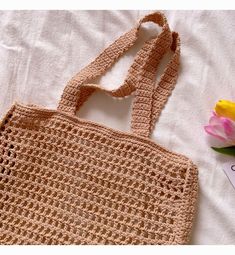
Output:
211 146 235 156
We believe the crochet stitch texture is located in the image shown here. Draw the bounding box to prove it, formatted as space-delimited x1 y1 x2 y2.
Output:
0 12 198 244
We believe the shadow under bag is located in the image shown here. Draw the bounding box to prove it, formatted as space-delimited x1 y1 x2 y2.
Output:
0 12 198 244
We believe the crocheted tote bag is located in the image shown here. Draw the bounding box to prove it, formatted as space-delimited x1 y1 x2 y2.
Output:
0 12 198 244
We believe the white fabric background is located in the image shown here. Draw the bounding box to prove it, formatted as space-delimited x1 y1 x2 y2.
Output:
0 10 235 245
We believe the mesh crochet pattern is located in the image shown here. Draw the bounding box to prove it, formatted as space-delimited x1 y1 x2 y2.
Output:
0 12 198 245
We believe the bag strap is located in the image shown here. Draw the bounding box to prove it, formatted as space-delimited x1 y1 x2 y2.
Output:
57 12 180 138
131 31 180 137
149 32 180 135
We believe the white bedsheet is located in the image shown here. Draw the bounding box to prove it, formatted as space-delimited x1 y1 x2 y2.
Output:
0 10 235 245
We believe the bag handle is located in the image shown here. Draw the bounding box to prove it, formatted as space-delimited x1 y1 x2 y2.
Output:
57 12 180 138
131 31 180 137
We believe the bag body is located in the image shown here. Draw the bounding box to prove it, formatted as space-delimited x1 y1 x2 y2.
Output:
0 12 198 244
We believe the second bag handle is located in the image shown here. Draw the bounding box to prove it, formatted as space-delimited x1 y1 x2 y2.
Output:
57 12 180 138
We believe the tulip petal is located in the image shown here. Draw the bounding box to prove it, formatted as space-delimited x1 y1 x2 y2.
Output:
209 115 222 126
204 125 227 141
215 99 235 121
205 111 235 145
209 123 228 139
221 118 235 137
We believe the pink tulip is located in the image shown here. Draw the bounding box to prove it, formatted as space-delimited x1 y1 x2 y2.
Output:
204 112 235 145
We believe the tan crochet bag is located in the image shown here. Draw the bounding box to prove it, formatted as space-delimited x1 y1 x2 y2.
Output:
0 12 198 245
